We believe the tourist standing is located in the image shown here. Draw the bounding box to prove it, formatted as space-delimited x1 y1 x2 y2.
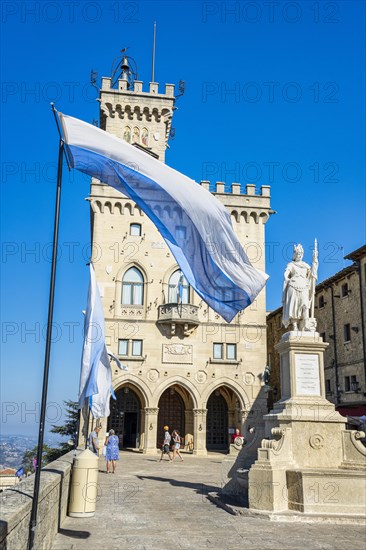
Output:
88 425 101 455
159 425 173 462
105 429 120 473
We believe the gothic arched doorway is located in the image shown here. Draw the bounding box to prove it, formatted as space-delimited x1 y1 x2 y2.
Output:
206 392 228 451
108 386 141 449
157 388 185 447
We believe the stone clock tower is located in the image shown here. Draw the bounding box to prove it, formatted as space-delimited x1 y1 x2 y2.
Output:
85 53 273 460
98 55 175 162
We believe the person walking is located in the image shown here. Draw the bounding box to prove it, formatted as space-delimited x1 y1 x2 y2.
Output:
105 429 120 473
159 425 173 462
171 429 184 462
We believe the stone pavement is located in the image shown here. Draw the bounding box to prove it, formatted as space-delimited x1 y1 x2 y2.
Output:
52 451 365 550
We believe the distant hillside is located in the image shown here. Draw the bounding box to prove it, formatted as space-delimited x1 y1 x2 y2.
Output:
0 434 61 469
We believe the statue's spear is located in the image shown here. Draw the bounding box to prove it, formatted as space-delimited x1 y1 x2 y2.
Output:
310 238 318 319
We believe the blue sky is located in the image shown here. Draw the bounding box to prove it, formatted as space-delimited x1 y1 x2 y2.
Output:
1 0 365 435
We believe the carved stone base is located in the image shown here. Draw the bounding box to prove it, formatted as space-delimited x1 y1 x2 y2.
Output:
249 423 366 513
287 468 366 515
248 332 366 516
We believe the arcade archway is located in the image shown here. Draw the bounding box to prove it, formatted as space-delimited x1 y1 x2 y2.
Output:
156 385 194 447
157 387 184 445
205 385 245 452
108 386 141 449
206 391 228 450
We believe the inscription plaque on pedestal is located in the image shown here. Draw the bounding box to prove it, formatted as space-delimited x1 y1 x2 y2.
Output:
294 353 320 396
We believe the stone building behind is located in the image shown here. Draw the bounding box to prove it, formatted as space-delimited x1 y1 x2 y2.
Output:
85 58 273 454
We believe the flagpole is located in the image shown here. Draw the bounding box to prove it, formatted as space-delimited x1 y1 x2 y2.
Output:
151 21 156 82
28 138 64 550
74 406 81 457
85 406 92 449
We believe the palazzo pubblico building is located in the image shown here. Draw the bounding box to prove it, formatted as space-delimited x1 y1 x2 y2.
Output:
86 57 273 455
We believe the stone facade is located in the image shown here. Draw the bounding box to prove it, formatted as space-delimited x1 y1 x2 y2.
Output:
84 74 273 455
266 306 283 409
266 245 366 417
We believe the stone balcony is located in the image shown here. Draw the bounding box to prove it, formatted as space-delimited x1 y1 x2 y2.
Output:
157 303 199 336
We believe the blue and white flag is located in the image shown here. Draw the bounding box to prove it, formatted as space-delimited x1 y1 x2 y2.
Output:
60 114 268 322
16 467 24 477
107 349 128 372
89 346 113 419
80 265 128 417
79 263 106 409
90 348 129 417
89 348 129 417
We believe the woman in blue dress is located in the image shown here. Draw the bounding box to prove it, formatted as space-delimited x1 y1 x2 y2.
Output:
104 429 120 473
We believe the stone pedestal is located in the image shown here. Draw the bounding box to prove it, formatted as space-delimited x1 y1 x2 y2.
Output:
249 332 366 517
192 409 208 455
143 408 159 454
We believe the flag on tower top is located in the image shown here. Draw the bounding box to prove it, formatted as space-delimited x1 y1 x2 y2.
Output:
60 114 268 322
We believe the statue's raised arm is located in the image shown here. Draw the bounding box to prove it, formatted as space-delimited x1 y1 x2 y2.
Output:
282 242 317 332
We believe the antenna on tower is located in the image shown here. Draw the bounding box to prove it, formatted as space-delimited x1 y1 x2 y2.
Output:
151 22 157 82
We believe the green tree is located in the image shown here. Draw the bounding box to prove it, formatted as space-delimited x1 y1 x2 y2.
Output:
22 447 36 474
21 444 52 473
21 401 79 471
47 400 79 460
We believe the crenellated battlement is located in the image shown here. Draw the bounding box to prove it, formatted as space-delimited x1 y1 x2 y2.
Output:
101 77 175 98
90 179 273 224
199 181 270 197
199 181 272 224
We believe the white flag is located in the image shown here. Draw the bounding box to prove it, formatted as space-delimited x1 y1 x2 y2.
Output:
79 263 105 408
60 113 268 322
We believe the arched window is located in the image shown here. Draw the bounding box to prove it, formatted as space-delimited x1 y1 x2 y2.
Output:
122 267 144 305
168 270 190 304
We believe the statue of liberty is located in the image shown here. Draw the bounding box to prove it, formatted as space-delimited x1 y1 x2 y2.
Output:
282 241 318 331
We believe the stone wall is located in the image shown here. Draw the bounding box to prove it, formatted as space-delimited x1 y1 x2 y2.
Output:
266 307 286 407
0 451 74 550
316 267 365 407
